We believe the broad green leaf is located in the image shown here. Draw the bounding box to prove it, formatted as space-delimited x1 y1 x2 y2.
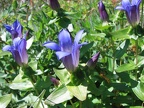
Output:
132 82 144 101
9 69 33 90
67 84 87 101
116 62 137 72
0 94 12 108
45 84 73 106
28 59 37 71
26 36 34 50
110 27 130 40
136 56 144 67
114 39 130 58
22 93 47 108
54 68 71 84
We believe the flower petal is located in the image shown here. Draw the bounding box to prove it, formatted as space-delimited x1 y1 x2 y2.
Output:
13 50 23 66
2 45 12 52
43 41 60 51
18 39 28 64
13 37 21 49
115 6 125 10
62 55 75 72
122 0 131 9
3 24 11 33
131 0 141 5
55 51 71 60
74 30 84 44
58 29 72 52
14 20 23 38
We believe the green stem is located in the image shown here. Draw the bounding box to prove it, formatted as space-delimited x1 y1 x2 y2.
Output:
134 27 138 65
135 39 138 65
79 101 82 108
70 100 76 108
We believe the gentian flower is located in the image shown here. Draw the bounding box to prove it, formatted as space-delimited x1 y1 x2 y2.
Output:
49 0 60 10
98 1 109 21
3 20 28 67
4 20 23 40
43 29 86 72
115 0 141 27
3 36 28 66
87 52 100 69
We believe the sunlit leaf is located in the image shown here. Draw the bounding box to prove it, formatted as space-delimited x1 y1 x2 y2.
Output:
53 68 71 84
26 36 34 50
116 62 137 72
110 27 130 40
45 84 73 106
132 82 144 101
0 94 12 108
67 84 87 101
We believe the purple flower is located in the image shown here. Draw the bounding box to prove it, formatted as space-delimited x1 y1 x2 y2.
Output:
49 0 60 10
98 1 109 21
43 29 86 72
116 0 141 27
2 32 28 66
4 20 23 40
87 52 100 69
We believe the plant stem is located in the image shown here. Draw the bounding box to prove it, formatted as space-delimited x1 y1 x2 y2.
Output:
70 100 76 108
135 39 138 65
79 101 82 108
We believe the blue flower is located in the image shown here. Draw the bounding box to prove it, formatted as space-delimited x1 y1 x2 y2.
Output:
43 29 86 72
116 0 141 27
4 20 23 39
3 36 28 66
98 1 109 21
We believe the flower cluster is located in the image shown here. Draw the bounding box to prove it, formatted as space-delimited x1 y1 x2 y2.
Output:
3 20 28 66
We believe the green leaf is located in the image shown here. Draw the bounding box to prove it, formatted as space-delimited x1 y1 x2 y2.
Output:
67 84 87 101
0 94 12 108
45 84 73 106
34 90 46 108
9 69 33 90
114 39 130 58
54 68 71 84
0 50 11 57
136 56 144 67
95 23 110 31
132 82 144 101
116 62 137 72
110 27 130 40
80 42 93 58
28 59 37 71
26 36 34 50
130 106 143 108
21 93 47 108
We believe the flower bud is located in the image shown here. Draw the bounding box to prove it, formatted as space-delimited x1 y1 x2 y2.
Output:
98 1 109 21
87 52 100 69
49 0 60 11
50 77 59 86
